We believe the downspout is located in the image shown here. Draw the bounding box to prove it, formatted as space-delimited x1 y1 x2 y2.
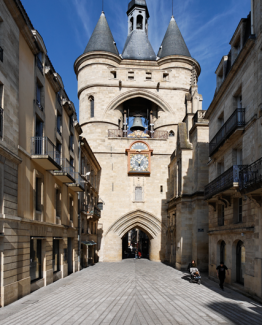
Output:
251 0 254 34
78 136 82 271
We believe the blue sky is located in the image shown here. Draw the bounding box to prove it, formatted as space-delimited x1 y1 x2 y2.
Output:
22 0 251 119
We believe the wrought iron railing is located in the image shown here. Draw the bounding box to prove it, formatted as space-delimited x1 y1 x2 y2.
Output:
36 56 43 73
72 172 85 188
0 47 3 62
57 158 75 178
108 129 168 139
204 165 247 200
36 99 44 111
31 137 58 161
193 110 207 126
239 157 262 193
0 107 3 138
209 108 245 156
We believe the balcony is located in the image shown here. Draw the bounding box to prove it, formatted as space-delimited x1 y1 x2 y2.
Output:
108 129 168 139
53 158 75 183
67 172 85 192
192 110 208 126
239 157 262 194
209 108 245 157
0 46 3 62
0 107 3 138
31 137 61 170
204 165 247 200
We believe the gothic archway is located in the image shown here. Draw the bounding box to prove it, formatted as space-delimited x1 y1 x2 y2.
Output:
105 209 162 239
104 209 164 262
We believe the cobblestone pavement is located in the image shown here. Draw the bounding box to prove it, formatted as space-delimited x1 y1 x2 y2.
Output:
0 260 262 325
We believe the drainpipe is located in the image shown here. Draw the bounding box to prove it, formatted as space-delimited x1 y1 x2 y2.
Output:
78 136 82 271
251 0 254 34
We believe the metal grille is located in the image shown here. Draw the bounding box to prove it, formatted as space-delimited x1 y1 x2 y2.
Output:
239 157 262 193
31 136 57 161
204 165 247 199
209 108 245 156
108 129 168 139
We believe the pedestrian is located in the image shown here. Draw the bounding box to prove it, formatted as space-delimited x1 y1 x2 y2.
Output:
216 261 229 290
187 260 196 271
138 251 142 259
134 251 138 259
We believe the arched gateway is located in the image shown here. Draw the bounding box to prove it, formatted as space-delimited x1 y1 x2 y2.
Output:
104 210 163 262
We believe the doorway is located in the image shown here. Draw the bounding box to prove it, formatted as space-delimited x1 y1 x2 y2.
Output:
122 228 149 259
236 240 245 285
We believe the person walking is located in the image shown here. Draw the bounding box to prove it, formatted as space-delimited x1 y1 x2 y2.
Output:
138 251 142 259
216 261 229 290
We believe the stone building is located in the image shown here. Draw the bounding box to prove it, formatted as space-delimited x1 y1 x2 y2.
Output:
79 137 101 267
205 1 262 299
0 0 90 306
74 0 208 266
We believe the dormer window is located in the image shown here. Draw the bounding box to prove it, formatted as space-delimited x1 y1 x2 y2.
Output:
137 15 143 30
216 66 223 90
232 36 241 62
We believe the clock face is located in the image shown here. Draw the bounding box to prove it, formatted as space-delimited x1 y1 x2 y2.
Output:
131 142 148 151
130 154 149 172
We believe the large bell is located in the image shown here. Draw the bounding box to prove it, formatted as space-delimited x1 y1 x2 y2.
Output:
130 116 145 132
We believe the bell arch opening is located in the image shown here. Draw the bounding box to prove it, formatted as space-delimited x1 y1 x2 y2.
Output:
122 228 150 260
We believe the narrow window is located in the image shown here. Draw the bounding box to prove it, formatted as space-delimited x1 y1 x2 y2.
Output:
53 239 60 273
135 186 143 201
146 72 152 80
169 131 175 137
160 185 163 193
238 198 243 223
128 71 134 80
130 17 134 32
30 239 42 282
36 52 43 73
111 71 117 79
137 15 143 30
163 73 169 81
90 97 94 118
55 188 61 218
57 113 62 135
220 241 226 264
69 134 74 152
0 84 3 139
218 204 225 226
69 197 74 222
35 177 42 212
36 81 43 110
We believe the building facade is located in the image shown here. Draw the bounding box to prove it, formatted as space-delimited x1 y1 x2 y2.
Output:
79 137 101 267
205 1 262 299
75 0 208 267
0 0 91 306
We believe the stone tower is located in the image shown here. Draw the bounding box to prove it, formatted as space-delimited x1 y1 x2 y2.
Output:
74 1 207 266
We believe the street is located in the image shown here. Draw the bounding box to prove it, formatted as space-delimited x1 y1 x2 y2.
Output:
0 260 261 325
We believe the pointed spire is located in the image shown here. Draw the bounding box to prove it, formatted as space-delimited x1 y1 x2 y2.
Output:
84 12 119 56
157 16 191 59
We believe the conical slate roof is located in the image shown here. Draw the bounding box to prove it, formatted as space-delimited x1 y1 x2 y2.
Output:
122 30 156 61
84 12 119 55
157 16 191 58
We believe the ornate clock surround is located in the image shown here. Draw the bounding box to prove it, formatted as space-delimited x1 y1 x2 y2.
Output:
126 141 153 175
